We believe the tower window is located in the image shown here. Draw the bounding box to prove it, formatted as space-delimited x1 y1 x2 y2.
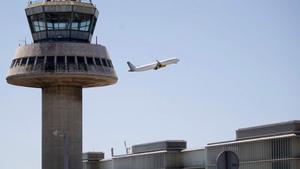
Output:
77 56 85 64
107 60 113 68
80 20 91 32
28 57 36 65
54 23 68 30
31 13 94 33
46 56 55 65
15 59 21 66
67 56 76 64
77 56 87 71
46 13 71 30
21 58 28 66
36 56 45 65
72 13 92 32
33 21 46 32
47 22 54 30
71 22 79 30
86 57 94 65
101 58 108 67
57 56 65 64
10 60 16 68
31 14 46 32
90 18 97 33
45 56 55 71
95 58 101 66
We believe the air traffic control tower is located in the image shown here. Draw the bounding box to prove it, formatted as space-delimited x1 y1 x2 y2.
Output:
6 1 118 169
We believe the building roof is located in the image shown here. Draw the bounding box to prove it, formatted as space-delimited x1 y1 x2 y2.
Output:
207 133 299 147
236 120 300 140
207 120 300 146
132 140 187 154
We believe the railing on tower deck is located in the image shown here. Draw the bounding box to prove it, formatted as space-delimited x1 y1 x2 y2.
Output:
28 0 94 6
10 60 113 75
16 63 110 74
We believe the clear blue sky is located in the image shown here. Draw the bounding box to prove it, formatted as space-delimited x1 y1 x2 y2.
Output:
0 0 300 169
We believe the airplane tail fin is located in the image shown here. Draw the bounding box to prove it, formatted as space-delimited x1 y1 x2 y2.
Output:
127 61 136 72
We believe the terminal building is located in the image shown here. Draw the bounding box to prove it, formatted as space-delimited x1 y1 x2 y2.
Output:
83 121 300 169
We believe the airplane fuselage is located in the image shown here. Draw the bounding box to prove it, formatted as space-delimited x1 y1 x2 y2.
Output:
127 58 179 72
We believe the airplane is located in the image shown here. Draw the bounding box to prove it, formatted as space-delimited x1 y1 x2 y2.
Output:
127 58 180 72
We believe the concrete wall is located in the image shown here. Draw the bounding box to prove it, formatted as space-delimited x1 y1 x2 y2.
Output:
42 86 82 169
99 160 112 169
13 43 110 59
83 161 101 169
182 149 206 169
292 137 300 158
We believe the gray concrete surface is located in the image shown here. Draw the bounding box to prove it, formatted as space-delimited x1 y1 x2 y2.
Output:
6 43 118 88
12 43 111 59
132 140 187 154
42 86 82 169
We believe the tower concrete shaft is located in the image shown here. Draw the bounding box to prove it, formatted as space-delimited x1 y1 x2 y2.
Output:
42 86 82 169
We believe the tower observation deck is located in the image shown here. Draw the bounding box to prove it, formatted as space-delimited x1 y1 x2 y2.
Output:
6 1 118 169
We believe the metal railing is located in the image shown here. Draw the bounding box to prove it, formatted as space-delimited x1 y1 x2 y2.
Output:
10 63 112 75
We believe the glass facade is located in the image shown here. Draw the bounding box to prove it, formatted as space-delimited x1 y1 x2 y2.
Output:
67 56 76 64
30 13 94 33
10 56 114 74
36 56 45 65
11 56 113 67
30 14 46 32
95 58 101 65
10 60 15 68
86 57 94 65
33 21 46 32
101 58 108 67
21 58 28 65
28 57 36 65
72 13 92 32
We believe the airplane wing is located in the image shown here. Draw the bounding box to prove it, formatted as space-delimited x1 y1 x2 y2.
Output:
159 59 178 65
